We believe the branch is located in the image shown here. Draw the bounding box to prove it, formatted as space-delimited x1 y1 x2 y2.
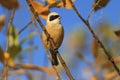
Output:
69 0 120 75
10 64 57 76
26 0 74 80
87 0 101 20
18 21 32 35
2 9 15 80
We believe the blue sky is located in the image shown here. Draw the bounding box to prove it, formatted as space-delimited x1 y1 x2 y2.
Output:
0 0 120 80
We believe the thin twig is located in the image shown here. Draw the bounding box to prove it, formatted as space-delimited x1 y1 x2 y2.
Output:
87 0 101 20
18 21 32 35
69 0 120 75
2 9 15 80
9 64 57 76
26 0 74 80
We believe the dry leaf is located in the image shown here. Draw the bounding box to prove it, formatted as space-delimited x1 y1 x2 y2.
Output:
45 0 75 9
76 51 84 60
92 0 110 11
104 71 117 80
0 15 6 30
0 0 19 9
64 0 74 9
0 47 4 63
91 75 97 80
102 56 120 68
114 30 120 37
46 0 57 5
91 38 99 58
30 0 50 20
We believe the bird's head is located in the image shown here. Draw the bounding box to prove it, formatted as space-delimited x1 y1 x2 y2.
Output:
47 12 61 25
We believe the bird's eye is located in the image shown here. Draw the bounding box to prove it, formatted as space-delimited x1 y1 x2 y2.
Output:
49 15 60 21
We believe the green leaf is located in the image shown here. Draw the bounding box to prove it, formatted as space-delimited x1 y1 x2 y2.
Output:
8 24 19 46
8 45 21 59
20 32 36 45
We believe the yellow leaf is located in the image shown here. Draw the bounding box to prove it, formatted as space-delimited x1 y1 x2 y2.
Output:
4 52 10 59
30 0 50 20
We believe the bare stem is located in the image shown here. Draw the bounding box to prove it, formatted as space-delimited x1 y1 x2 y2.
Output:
26 0 74 80
87 0 101 20
18 21 32 35
3 9 15 80
69 0 120 75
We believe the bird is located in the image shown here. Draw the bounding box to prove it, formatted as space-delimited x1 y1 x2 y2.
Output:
41 12 64 66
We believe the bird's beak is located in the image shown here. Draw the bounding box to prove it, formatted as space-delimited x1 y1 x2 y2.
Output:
59 16 61 19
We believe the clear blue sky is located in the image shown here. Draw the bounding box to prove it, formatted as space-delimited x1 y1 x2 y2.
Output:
0 0 120 80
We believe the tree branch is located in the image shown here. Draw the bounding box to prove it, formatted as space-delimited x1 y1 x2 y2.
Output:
69 0 120 75
18 20 32 35
2 9 15 80
26 0 74 80
10 64 57 76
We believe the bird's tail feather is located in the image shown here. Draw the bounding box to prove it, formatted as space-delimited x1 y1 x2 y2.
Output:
50 50 59 66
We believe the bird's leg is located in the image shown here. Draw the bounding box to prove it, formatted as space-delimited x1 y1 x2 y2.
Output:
47 34 51 42
54 47 58 54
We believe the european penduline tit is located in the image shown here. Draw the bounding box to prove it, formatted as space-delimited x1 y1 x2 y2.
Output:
42 12 64 66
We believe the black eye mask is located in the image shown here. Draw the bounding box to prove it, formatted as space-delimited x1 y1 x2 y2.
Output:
49 15 60 21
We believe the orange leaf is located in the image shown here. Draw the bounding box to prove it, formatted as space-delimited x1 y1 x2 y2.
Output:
104 71 117 80
102 56 120 68
46 0 75 9
91 75 97 80
30 0 50 20
47 0 57 5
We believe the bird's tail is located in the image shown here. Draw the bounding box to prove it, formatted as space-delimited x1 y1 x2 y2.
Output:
50 50 59 66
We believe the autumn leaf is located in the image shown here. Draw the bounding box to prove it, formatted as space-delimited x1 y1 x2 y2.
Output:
45 0 75 9
92 0 110 11
0 15 6 31
104 71 117 80
0 0 19 9
91 75 97 80
64 0 75 9
102 56 120 68
114 30 120 37
30 0 50 20
0 47 5 63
